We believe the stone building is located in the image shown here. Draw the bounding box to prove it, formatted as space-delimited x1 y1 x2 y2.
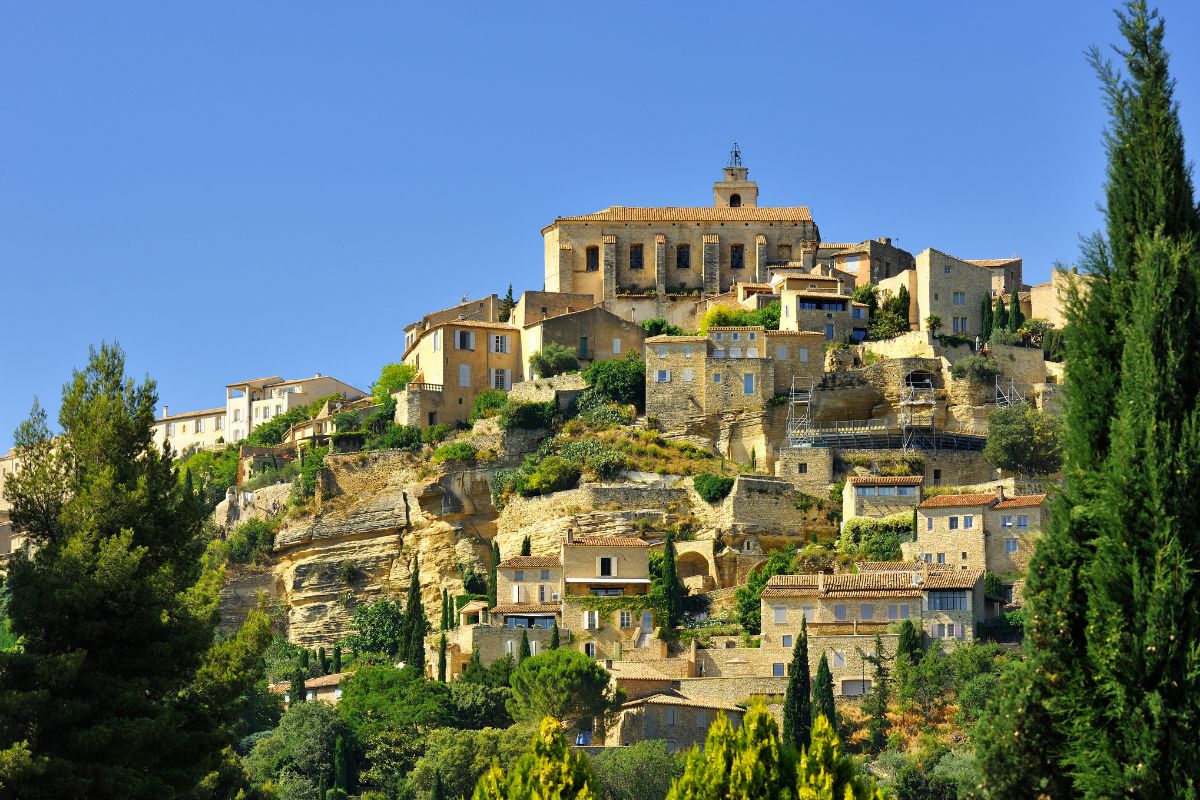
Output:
403 294 500 352
643 327 825 426
397 319 522 428
777 274 868 342
876 248 995 338
561 534 661 662
760 565 985 694
1030 266 1093 328
271 671 352 707
518 304 646 381
842 474 923 522
902 488 1047 599
965 257 1024 300
492 555 563 628
541 149 820 307
608 692 744 751
818 238 916 287
509 290 594 328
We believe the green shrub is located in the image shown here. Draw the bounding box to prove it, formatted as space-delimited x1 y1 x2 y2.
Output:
528 342 580 378
224 518 278 566
693 473 735 503
433 441 476 464
469 389 509 423
292 445 328 501
366 423 421 451
518 456 581 496
576 390 635 427
950 354 1000 382
839 513 913 561
333 410 362 433
582 356 646 409
498 400 557 431
987 329 1021 346
422 423 453 444
490 469 522 508
641 318 686 337
558 437 626 480
868 310 909 340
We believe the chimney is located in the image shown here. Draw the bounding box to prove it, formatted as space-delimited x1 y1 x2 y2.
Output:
566 530 574 544
995 485 1006 503
162 405 169 419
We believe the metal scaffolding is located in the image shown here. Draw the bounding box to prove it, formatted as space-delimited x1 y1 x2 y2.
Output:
786 376 814 447
899 372 938 455
995 376 1026 407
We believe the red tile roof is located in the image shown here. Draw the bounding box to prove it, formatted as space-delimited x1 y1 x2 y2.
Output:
845 475 924 486
966 258 1022 268
498 556 561 569
994 494 1047 509
916 493 997 509
491 603 560 615
569 536 650 547
156 407 226 422
548 206 814 227
922 569 985 590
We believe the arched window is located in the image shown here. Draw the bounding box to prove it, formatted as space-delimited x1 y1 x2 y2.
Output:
729 193 742 207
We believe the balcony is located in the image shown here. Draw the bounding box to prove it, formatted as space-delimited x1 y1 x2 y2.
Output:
405 382 443 393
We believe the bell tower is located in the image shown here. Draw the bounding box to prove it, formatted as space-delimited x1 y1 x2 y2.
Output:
713 142 759 208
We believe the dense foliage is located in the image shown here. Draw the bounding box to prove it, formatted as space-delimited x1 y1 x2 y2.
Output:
582 356 646 410
692 472 734 503
371 363 417 403
528 342 580 378
699 299 781 332
506 649 620 731
982 401 1062 476
838 512 913 561
641 317 686 337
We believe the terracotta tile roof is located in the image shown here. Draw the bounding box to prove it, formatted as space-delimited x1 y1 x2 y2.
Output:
569 536 650 547
916 493 997 509
156 407 226 422
922 569 985 590
459 599 490 613
622 691 743 714
490 603 561 614
435 320 519 331
270 671 353 694
966 258 1022 268
549 206 814 227
856 561 921 572
609 663 671 681
498 556 561 569
646 335 708 343
762 571 923 598
817 242 856 250
845 475 924 486
708 325 767 332
994 494 1047 509
764 330 826 337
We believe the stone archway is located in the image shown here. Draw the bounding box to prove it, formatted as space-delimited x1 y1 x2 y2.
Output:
674 541 719 591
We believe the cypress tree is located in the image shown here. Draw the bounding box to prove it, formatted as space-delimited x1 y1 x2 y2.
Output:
332 644 342 674
862 634 890 754
290 667 307 705
980 295 994 339
430 769 447 800
661 533 685 629
333 734 349 794
550 621 560 650
0 345 271 799
300 648 310 673
400 555 427 671
813 652 837 731
978 4 1200 797
520 536 532 557
488 541 501 609
518 629 531 663
1006 292 1024 332
440 588 449 632
782 616 812 751
992 295 1008 335
317 646 328 676
437 633 447 682
895 619 921 663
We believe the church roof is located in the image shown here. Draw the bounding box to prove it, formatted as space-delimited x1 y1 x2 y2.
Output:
543 205 813 233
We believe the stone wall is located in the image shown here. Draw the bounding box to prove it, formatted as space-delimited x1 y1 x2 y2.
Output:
674 676 790 705
774 446 835 496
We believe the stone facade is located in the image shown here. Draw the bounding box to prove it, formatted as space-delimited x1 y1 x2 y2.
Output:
519 305 645 381
401 320 522 427
778 276 867 342
510 290 594 328
819 238 916 288
609 694 744 751
842 475 923 521
774 445 836 496
1030 267 1093 328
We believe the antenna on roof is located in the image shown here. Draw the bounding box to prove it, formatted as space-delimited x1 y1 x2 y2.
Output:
728 142 743 167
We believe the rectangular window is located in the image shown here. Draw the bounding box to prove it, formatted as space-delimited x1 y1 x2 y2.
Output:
629 243 644 270
730 244 745 269
798 348 809 363
683 345 693 358
166 422 176 437
802 607 815 622
1005 538 1018 554
964 515 974 529
926 517 934 531
656 370 671 383
861 604 874 620
586 246 600 271
775 346 787 360
612 338 621 355
824 324 835 340
254 407 260 419
729 348 742 359
1017 515 1029 528
458 364 470 387
432 329 441 352
1002 515 1014 527
216 416 224 430
675 244 692 269
491 334 510 354
953 291 966 305
833 651 845 668
696 711 708 728
455 330 476 350
944 265 952 275
782 634 793 648
666 707 677 725
538 584 546 603
834 604 847 621
878 486 897 496
773 606 787 624
512 584 522 603
584 642 596 658
682 368 694 383
936 552 946 564
713 374 722 384
540 569 551 580
772 663 786 677
746 347 759 358
195 418 204 433
743 373 755 395
887 604 911 620
583 610 599 630
599 557 614 577
949 517 959 530
620 611 632 628
514 570 524 581
928 590 969 611
798 463 808 474
898 486 916 496
492 369 512 390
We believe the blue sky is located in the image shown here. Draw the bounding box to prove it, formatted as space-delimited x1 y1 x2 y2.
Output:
1 1 1197 450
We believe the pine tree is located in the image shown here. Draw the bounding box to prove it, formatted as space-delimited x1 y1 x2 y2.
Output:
520 536 532 557
862 634 891 754
813 653 837 731
332 644 342 674
437 633 448 682
518 629 531 663
980 295 994 339
782 616 812 751
401 556 427 672
1006 292 1024 332
472 717 597 800
291 667 307 705
488 541 501 609
0 345 271 799
440 588 450 632
979 4 1200 797
660 533 685 630
992 295 1008 336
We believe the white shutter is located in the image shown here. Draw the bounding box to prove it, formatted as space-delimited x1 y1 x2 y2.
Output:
612 338 622 355
459 364 470 387
582 610 590 630
512 585 520 602
504 369 512 390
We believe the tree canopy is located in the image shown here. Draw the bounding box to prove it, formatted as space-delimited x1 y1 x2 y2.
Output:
982 402 1062 476
506 649 620 731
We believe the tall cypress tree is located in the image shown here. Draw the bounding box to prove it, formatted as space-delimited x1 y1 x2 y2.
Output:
0 345 271 799
661 533 685 629
437 633 448 682
400 556 427 672
992 295 1008 335
520 536 532 557
978 4 1200 797
550 621 560 650
317 647 328 676
333 734 349 795
429 769 447 800
290 667 307 705
782 616 812 751
332 644 342 674
980 295 994 340
518 629 531 663
813 653 837 731
440 588 449 632
862 634 890 754
1006 292 1024 332
488 541 501 609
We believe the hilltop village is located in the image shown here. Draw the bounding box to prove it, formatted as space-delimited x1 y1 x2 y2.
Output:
0 148 1079 758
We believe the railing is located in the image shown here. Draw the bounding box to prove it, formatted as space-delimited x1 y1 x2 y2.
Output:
405 382 443 393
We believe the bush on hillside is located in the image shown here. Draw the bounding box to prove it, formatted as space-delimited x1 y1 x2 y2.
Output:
582 356 645 410
422 423 453 444
693 473 735 503
528 342 580 378
498 400 557 431
950 354 1000 382
223 518 279 566
433 441 476 464
640 318 686 337
469 389 508 423
518 456 581 497
839 513 913 561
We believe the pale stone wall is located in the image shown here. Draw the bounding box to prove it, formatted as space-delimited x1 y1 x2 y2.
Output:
986 343 1050 386
675 676 790 705
152 408 228 455
779 289 860 341
908 504 990 570
914 250 994 337
511 291 594 328
861 331 936 360
983 504 1046 578
1029 268 1092 329
522 306 646 381
610 702 744 751
562 597 661 662
761 633 902 695
774 446 835 496
402 321 522 427
496 564 563 607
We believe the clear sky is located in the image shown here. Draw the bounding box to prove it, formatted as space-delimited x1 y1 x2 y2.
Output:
2 1 1197 451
